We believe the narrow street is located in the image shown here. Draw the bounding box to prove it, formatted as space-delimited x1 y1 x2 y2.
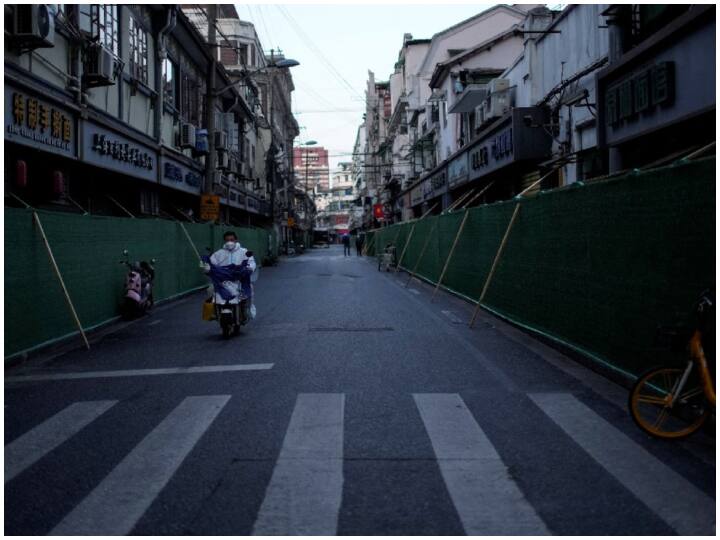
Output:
4 246 716 535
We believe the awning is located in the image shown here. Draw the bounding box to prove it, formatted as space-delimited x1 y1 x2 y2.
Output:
448 84 488 114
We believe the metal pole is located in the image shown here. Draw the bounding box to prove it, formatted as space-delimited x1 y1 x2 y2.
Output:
431 209 470 302
33 212 90 350
305 147 310 234
204 4 217 195
468 202 521 328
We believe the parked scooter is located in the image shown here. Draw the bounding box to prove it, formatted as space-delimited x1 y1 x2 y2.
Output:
202 249 255 339
120 249 156 319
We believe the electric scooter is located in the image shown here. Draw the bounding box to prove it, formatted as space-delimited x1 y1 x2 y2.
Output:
202 250 254 339
120 249 156 319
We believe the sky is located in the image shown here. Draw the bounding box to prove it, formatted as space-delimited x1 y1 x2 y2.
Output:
234 3 499 170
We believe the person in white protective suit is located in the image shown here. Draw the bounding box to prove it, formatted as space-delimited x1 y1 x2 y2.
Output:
203 231 257 326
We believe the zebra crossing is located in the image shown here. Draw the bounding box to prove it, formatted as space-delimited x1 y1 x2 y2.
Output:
5 392 715 535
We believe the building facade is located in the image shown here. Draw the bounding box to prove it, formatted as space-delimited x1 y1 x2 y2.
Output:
182 5 300 248
5 5 286 228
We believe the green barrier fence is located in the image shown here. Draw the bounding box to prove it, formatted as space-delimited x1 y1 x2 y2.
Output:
5 208 275 360
366 158 715 378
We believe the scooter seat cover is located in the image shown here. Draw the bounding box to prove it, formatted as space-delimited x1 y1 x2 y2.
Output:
202 256 253 301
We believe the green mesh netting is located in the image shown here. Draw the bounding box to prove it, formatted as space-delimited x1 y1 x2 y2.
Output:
365 158 715 377
5 209 274 359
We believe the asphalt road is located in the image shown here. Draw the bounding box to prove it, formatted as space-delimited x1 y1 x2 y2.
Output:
5 245 716 535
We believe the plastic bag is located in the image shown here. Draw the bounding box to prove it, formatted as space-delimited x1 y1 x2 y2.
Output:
250 303 257 319
202 299 216 321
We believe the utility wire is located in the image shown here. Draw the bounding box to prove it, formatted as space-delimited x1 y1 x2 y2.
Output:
274 5 370 108
255 5 275 53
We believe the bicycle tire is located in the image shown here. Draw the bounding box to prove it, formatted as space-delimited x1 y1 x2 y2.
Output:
629 366 709 439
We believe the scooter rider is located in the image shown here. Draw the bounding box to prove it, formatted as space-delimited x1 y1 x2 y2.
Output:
203 231 257 331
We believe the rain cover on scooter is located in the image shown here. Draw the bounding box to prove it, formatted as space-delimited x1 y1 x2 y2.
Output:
202 255 253 301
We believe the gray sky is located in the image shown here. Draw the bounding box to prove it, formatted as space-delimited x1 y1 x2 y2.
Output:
235 3 496 170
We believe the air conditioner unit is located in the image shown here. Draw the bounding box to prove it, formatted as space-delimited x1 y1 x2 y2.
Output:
213 130 228 151
216 151 229 171
488 90 511 118
489 78 510 95
84 44 116 87
180 123 196 149
12 4 55 49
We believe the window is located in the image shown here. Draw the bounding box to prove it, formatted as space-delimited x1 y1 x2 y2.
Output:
129 17 148 83
220 39 238 65
249 44 255 67
162 58 177 107
181 73 200 125
238 44 248 65
90 5 118 55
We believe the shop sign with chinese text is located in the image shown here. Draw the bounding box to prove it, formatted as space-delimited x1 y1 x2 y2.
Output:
5 87 77 159
82 120 157 182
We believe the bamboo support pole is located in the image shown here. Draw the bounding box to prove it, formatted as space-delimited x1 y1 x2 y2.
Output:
394 200 439 276
171 205 194 222
362 233 375 256
431 209 470 302
418 202 439 220
394 223 416 272
462 180 496 209
66 195 88 215
7 192 31 208
516 168 556 198
33 211 90 350
443 188 475 214
179 221 202 262
106 195 135 218
682 141 715 161
405 219 438 287
468 202 521 328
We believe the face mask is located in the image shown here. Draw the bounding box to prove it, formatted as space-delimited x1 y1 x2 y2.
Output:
224 241 236 251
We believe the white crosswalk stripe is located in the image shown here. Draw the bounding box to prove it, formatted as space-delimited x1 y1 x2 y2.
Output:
49 395 230 536
530 392 716 536
414 393 549 535
5 400 118 483
252 393 345 536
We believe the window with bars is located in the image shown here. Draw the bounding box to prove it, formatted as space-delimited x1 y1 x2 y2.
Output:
129 16 148 83
90 4 118 55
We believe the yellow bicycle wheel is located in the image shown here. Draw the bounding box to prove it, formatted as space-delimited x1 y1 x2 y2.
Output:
629 367 709 439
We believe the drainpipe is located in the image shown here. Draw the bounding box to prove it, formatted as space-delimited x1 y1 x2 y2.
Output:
155 7 176 143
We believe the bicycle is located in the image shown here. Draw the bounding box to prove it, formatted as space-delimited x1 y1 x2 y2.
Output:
629 290 715 439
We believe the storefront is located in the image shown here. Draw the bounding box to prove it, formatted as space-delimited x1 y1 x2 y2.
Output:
597 5 715 171
159 152 203 196
451 107 552 202
405 163 449 216
5 82 79 201
81 119 158 183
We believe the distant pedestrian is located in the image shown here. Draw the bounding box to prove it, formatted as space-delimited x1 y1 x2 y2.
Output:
342 233 351 256
355 234 364 256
